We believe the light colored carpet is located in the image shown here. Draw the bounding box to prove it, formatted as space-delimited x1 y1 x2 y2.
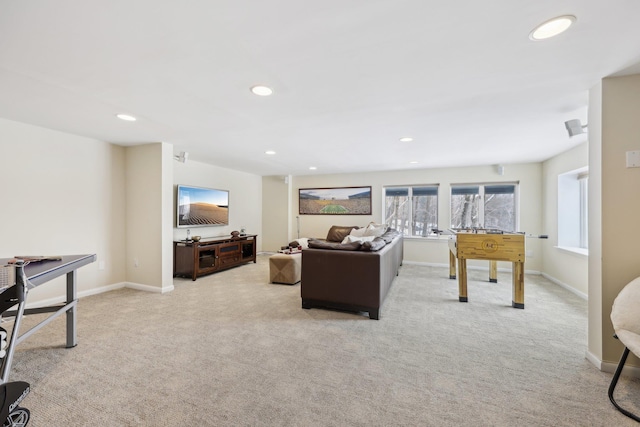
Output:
6 255 640 426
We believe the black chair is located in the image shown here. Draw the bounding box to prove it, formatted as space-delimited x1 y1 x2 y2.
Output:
608 276 640 422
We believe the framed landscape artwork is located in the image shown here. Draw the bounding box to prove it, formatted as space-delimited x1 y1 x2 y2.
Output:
299 186 372 215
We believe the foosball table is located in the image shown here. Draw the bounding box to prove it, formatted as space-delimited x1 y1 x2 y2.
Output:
447 229 526 308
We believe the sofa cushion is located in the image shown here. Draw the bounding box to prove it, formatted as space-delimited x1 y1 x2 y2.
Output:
326 225 359 242
308 239 362 251
360 237 387 252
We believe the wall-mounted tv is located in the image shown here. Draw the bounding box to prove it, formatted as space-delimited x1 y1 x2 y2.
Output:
176 184 229 228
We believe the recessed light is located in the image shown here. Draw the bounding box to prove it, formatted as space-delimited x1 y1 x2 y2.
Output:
250 85 273 96
529 15 576 41
116 113 136 121
399 137 413 142
265 150 276 155
409 161 419 164
309 166 317 170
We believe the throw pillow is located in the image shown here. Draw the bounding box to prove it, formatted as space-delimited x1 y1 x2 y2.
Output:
308 239 362 251
326 225 359 242
363 222 388 237
380 228 400 243
360 237 387 252
341 235 376 244
349 227 367 237
288 237 310 249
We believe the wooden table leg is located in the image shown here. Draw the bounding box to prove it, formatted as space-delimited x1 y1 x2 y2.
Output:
489 260 497 283
512 261 524 309
458 258 468 302
449 250 456 279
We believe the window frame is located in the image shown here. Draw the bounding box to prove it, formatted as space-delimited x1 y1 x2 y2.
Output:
450 182 519 231
557 168 588 252
383 184 439 238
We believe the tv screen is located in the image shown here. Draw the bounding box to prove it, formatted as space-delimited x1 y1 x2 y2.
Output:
177 185 229 228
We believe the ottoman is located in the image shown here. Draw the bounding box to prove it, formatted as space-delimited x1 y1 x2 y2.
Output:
269 253 302 285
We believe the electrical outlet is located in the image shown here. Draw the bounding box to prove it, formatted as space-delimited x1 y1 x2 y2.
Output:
98 261 105 270
526 250 534 257
134 258 139 268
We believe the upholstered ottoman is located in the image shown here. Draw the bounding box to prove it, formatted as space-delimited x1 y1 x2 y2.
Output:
269 253 302 285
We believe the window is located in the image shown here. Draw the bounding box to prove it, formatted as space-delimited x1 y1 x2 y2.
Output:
558 168 588 250
450 183 517 231
384 186 438 237
579 173 588 248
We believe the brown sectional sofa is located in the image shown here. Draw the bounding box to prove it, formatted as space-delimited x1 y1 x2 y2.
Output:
299 226 403 319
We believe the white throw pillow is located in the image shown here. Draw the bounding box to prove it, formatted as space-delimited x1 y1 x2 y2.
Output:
295 237 310 249
364 222 387 237
341 235 376 244
349 227 367 237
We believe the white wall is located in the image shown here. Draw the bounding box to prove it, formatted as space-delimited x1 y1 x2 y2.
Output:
0 118 126 302
262 175 291 252
591 74 640 368
173 160 262 249
541 142 589 296
125 143 174 292
279 162 543 272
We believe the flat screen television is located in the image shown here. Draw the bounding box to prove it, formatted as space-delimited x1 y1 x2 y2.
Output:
176 184 229 228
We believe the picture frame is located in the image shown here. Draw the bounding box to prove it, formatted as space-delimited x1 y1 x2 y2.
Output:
299 186 372 215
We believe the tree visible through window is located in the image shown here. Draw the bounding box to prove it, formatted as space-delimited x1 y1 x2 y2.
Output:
384 186 438 236
451 184 517 231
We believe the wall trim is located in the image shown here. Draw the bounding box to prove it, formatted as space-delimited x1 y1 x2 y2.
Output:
26 282 127 309
587 350 640 378
585 350 602 370
25 281 173 309
401 260 541 275
541 272 588 300
126 282 174 294
401 260 447 268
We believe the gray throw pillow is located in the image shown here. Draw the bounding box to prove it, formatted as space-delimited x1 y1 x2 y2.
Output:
308 239 362 251
360 237 387 252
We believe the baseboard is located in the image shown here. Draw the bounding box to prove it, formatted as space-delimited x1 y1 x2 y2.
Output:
541 273 588 300
401 260 541 275
125 282 174 293
586 350 640 378
25 281 173 309
585 350 603 370
26 282 128 309
402 260 448 268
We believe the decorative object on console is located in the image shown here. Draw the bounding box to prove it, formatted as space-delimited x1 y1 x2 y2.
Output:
231 230 240 237
299 186 372 215
176 184 229 228
191 236 201 242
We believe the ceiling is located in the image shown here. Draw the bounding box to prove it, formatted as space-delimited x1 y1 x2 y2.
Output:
2 1 640 177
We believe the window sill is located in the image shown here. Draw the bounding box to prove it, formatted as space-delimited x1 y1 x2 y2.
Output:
555 246 589 258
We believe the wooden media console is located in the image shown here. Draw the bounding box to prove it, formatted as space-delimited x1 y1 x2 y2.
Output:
173 234 257 281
